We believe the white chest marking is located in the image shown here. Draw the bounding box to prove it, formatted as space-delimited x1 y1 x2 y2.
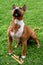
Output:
10 19 24 41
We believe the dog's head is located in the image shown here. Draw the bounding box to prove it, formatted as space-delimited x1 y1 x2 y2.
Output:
12 4 26 19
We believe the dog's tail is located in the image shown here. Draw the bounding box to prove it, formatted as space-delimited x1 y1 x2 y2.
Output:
33 27 40 31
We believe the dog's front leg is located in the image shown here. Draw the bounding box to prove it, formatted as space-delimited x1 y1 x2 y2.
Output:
21 40 27 59
8 35 12 55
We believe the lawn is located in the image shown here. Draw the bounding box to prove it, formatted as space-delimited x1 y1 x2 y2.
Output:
0 0 43 65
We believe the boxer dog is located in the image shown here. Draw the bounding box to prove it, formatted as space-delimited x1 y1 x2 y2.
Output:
7 5 40 59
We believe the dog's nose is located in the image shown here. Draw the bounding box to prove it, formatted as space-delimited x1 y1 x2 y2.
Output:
15 9 19 12
13 9 21 17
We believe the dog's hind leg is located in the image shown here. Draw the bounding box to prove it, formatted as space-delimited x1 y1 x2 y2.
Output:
30 32 40 48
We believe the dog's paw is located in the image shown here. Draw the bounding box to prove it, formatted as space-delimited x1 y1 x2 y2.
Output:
37 44 40 48
21 56 26 59
9 52 12 55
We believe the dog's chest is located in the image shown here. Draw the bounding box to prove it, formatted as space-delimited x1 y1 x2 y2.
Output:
10 19 24 41
10 31 20 42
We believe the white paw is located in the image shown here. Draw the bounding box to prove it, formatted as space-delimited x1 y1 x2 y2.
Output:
37 44 40 48
9 52 12 55
21 56 26 59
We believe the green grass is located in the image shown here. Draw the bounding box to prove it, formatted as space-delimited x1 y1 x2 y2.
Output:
0 0 43 65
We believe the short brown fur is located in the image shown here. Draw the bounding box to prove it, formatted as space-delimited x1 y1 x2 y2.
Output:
7 5 40 57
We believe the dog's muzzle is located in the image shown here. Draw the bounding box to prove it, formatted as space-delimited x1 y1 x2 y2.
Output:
13 9 21 17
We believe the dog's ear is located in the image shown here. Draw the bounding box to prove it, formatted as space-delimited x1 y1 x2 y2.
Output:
22 5 26 11
12 4 16 9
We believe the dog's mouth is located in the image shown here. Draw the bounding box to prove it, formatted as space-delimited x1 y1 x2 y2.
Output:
13 9 21 17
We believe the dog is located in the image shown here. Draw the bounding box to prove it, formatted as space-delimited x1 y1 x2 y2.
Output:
7 4 40 59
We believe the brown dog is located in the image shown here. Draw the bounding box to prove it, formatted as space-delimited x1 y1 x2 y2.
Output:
7 5 40 59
